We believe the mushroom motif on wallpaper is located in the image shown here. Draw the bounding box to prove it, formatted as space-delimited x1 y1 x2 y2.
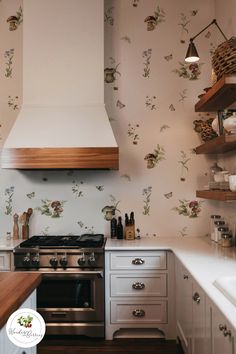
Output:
144 144 165 169
172 199 203 218
104 64 120 84
36 199 66 218
101 195 120 221
173 62 203 80
6 6 23 31
144 5 165 31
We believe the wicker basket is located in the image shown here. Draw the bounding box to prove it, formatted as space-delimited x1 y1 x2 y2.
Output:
212 37 236 80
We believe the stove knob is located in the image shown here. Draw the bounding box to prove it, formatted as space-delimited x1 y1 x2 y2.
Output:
31 257 40 268
78 254 86 266
88 252 96 267
60 257 68 268
22 254 31 267
49 257 58 268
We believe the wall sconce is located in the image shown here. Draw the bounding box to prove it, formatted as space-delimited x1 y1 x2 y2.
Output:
185 19 228 63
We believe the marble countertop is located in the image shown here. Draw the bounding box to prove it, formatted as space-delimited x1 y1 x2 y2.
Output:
0 238 22 250
105 236 236 331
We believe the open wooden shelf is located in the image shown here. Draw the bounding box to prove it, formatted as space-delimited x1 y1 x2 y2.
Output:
195 74 236 112
196 190 236 201
195 134 236 154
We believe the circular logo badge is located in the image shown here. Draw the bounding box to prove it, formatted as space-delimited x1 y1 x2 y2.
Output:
6 308 45 348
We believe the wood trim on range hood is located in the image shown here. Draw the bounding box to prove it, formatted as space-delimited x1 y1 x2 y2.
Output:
1 147 119 170
1 1 119 170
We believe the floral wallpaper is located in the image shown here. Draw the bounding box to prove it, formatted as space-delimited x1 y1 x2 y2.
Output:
0 0 226 239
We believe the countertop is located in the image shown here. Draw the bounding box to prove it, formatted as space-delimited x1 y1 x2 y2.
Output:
105 236 236 331
0 272 42 329
0 238 22 250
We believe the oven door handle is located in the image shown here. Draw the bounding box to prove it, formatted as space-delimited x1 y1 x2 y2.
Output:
42 271 104 279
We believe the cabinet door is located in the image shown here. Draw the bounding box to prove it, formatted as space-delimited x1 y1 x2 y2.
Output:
211 303 234 354
0 252 11 271
176 259 193 354
192 282 206 354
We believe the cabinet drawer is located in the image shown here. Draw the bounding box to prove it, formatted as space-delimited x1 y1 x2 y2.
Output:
110 274 167 297
110 251 166 270
0 252 11 271
110 300 167 324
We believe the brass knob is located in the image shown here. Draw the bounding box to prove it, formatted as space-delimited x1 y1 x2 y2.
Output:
132 309 145 317
192 292 201 304
132 258 145 265
132 282 145 290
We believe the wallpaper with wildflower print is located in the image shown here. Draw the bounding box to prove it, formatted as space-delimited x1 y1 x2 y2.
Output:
0 0 233 239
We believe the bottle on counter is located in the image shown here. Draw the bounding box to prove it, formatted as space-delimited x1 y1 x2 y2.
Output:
117 216 123 239
110 217 117 239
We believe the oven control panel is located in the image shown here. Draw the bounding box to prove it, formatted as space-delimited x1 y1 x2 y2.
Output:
14 251 104 269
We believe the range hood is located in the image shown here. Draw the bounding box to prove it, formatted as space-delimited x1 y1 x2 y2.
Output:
1 0 119 169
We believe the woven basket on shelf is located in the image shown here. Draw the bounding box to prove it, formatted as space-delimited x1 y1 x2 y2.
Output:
212 37 236 80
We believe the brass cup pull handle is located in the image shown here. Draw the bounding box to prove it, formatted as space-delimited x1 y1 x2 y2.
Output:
224 329 232 337
183 274 189 279
132 282 145 290
132 309 145 317
192 292 201 304
132 258 145 265
219 324 227 332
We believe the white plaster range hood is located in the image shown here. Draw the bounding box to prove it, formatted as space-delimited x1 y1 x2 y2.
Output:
1 0 119 169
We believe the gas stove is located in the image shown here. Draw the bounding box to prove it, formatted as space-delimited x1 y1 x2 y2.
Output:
14 234 106 270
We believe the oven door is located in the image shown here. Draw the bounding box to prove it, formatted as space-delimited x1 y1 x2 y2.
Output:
37 271 104 323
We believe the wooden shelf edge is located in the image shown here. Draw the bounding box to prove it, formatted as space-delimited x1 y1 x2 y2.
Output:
195 135 236 154
195 74 236 112
196 190 236 201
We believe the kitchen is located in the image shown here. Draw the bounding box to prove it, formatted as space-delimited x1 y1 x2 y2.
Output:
0 0 236 353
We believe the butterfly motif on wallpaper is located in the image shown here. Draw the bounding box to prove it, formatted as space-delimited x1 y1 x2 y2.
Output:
164 192 173 199
169 104 175 111
164 54 173 61
116 100 126 109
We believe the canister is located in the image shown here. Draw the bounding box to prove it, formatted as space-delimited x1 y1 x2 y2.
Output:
217 226 229 244
221 232 232 248
213 220 225 242
210 215 222 241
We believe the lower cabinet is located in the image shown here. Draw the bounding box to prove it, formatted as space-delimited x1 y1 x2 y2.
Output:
0 251 13 271
0 290 37 354
207 297 234 354
176 258 235 354
105 250 176 340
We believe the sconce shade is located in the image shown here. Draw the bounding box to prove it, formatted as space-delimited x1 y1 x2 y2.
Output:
185 41 200 62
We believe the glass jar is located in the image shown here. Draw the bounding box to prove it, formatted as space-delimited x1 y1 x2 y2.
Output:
221 232 232 248
210 215 222 241
217 226 229 244
213 220 225 242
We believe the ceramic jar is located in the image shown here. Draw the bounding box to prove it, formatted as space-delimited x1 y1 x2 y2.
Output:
223 112 236 134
